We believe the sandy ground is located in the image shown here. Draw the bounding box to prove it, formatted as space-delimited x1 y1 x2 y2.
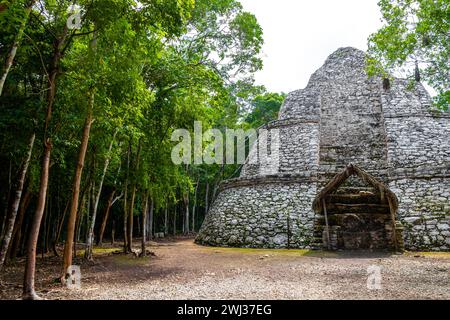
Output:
1 237 449 300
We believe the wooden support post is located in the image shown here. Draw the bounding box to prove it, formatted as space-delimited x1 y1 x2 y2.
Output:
380 186 385 203
323 199 331 250
387 196 398 252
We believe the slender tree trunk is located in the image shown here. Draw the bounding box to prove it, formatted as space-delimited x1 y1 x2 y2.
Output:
0 0 37 96
127 187 136 251
123 142 131 252
23 24 68 298
148 200 154 241
97 189 115 246
140 193 148 257
44 194 52 255
52 199 69 257
40 194 48 259
146 204 150 241
205 182 209 215
85 130 116 259
192 179 199 233
127 139 141 252
137 213 140 236
183 192 189 235
98 163 121 246
164 204 168 235
22 33 61 296
65 27 97 268
0 133 35 271
75 165 93 245
61 97 94 281
182 206 185 234
82 182 94 253
8 189 32 260
84 180 96 260
22 140 51 300
75 191 86 244
173 209 176 236
1 161 12 242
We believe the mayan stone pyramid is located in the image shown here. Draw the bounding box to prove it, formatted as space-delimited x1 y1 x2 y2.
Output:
196 47 450 251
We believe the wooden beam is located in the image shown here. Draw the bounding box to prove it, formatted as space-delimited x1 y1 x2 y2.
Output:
323 199 331 250
387 196 398 252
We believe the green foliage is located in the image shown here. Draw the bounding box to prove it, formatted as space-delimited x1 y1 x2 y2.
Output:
245 92 286 128
368 0 449 110
0 0 284 242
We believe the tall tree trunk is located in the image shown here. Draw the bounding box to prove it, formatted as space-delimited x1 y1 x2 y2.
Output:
64 26 97 269
183 192 189 235
192 178 199 233
23 29 64 298
97 189 115 246
0 0 37 96
205 181 209 216
182 206 185 235
126 139 141 252
140 193 148 257
1 161 12 241
22 140 51 300
84 179 95 261
173 209 176 236
85 130 116 259
52 199 69 257
0 133 35 271
137 213 140 236
43 194 52 256
8 189 32 260
81 182 94 257
75 191 86 243
123 142 131 253
75 164 93 245
23 24 68 298
164 204 168 235
61 97 93 281
127 187 136 251
148 200 154 241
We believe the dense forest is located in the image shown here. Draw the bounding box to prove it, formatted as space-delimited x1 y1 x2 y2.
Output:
0 0 447 301
0 0 285 299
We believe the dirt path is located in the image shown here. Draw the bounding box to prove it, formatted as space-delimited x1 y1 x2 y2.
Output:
1 238 449 300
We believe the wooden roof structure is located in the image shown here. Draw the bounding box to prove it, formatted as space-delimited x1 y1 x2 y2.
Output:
312 164 399 214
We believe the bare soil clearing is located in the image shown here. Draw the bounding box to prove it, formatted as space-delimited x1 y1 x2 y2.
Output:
1 238 449 300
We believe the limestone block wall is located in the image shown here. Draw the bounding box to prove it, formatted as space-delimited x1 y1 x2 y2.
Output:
241 120 320 178
382 80 450 250
196 178 317 249
317 51 389 184
278 122 320 175
384 116 450 168
389 178 450 251
279 89 320 121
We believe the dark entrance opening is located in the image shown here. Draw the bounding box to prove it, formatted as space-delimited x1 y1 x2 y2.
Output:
312 164 404 251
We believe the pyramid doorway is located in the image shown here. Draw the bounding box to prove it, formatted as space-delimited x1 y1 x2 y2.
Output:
312 164 404 251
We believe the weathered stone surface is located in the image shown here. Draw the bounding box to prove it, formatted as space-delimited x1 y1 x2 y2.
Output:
196 47 450 251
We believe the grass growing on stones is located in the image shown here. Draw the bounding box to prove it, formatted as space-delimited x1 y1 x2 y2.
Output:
405 251 450 259
200 246 339 258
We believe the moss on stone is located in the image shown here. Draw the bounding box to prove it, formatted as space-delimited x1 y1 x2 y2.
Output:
200 246 338 258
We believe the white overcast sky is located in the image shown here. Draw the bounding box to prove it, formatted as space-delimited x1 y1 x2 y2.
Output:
239 0 384 93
